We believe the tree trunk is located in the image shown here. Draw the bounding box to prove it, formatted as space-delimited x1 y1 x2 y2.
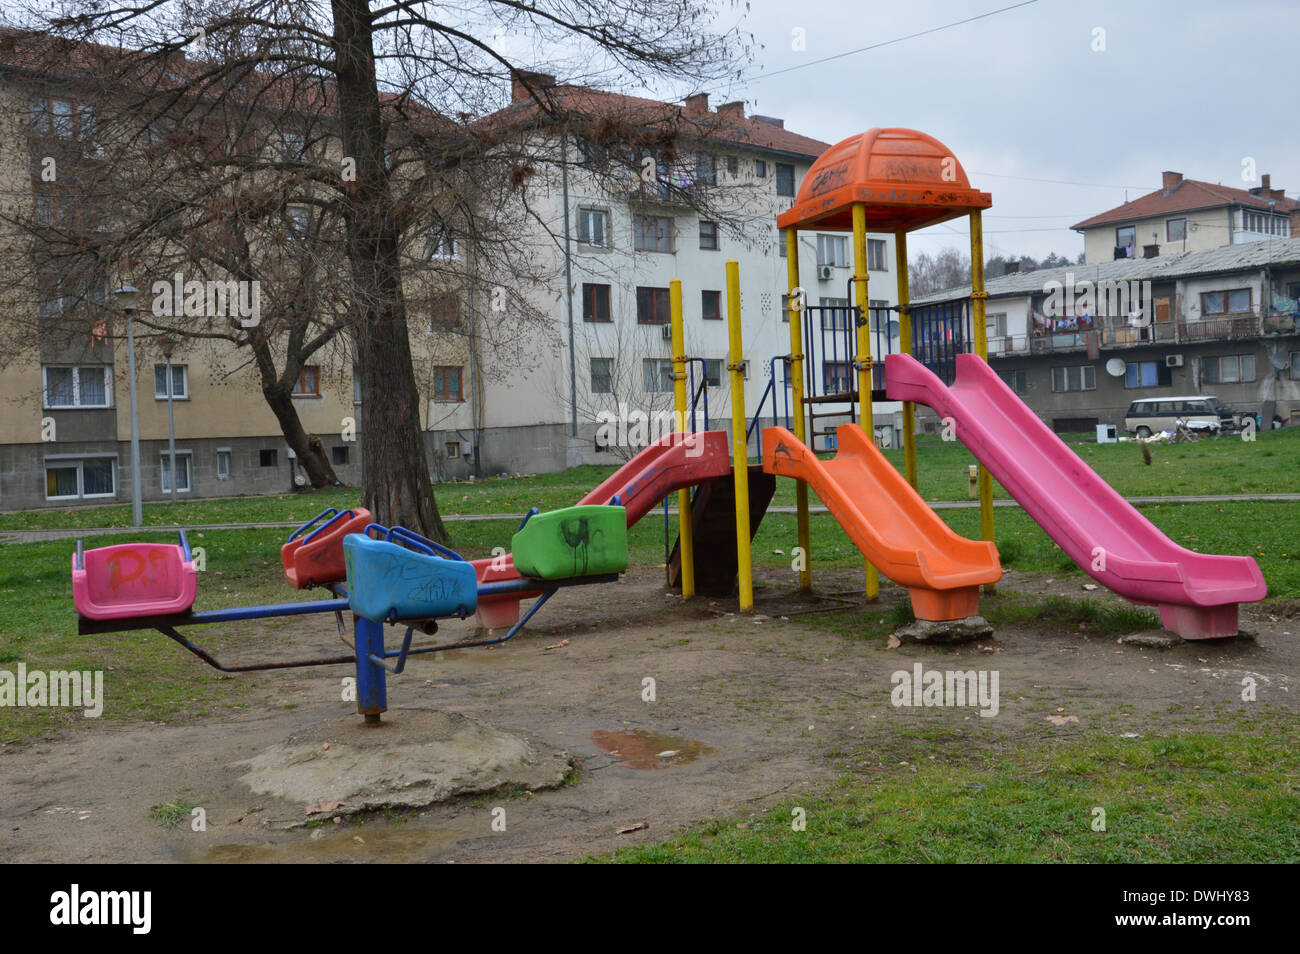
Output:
262 383 340 488
332 0 448 542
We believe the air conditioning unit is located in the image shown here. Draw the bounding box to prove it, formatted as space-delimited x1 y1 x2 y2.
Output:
661 325 673 340
1165 354 1184 368
817 265 834 280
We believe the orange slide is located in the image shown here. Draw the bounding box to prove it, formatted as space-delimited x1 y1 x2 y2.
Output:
762 424 1001 620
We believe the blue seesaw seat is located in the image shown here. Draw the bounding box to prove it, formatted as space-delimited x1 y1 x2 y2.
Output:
343 525 478 624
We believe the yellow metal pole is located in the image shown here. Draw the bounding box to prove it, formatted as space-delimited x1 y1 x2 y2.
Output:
784 228 811 591
725 260 754 612
969 210 995 591
669 278 695 599
895 230 918 490
851 204 879 601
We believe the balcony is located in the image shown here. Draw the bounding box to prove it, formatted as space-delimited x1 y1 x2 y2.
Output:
987 312 1288 358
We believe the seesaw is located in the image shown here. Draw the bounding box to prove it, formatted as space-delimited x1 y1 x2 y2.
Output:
72 505 628 722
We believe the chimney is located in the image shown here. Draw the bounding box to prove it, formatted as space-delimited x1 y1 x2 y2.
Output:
752 115 785 128
510 69 557 104
684 92 709 115
1291 207 1300 236
1003 261 1020 275
1261 173 1271 190
1161 170 1182 193
717 101 745 121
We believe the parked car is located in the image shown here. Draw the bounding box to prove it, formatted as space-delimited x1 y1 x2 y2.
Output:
1124 396 1234 438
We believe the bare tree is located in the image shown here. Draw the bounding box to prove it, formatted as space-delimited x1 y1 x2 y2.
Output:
4 0 749 538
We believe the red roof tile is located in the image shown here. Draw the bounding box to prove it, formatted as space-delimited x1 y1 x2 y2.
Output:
1071 178 1299 230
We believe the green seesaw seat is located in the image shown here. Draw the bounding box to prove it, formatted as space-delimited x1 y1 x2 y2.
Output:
511 505 628 580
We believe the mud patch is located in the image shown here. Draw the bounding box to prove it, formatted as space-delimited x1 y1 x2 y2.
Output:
237 707 572 824
591 728 711 769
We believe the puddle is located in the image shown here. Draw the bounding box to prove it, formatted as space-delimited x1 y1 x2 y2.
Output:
590 729 711 769
195 817 481 863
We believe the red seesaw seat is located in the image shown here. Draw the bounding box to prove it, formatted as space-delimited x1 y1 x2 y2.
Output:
281 508 372 589
72 532 198 620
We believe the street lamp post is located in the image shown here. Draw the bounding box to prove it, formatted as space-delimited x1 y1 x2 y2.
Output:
113 285 143 527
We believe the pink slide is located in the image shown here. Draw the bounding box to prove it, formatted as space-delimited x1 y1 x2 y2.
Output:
885 353 1266 639
473 431 733 627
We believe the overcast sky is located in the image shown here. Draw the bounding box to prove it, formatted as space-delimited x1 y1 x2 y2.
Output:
720 0 1300 261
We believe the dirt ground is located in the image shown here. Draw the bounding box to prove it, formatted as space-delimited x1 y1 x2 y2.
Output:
2 565 1296 863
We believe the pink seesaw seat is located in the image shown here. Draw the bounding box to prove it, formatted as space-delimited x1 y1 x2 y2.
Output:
72 542 197 620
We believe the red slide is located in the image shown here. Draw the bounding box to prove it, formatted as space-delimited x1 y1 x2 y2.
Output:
473 431 732 627
885 353 1266 638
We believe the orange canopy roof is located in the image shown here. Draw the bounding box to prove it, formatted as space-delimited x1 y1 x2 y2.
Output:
776 127 991 233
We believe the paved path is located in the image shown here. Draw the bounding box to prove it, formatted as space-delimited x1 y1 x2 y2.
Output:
3 493 1296 544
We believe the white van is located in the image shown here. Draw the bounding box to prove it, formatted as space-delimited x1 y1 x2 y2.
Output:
1124 396 1233 438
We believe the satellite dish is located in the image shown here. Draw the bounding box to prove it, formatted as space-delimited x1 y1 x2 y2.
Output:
1105 358 1127 377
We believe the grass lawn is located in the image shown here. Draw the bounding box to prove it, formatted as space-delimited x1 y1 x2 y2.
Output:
1 426 1295 531
596 728 1300 863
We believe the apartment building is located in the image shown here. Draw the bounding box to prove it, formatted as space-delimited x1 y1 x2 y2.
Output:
912 236 1300 433
0 46 901 509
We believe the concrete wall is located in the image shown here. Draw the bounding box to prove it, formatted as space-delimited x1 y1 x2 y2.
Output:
1083 207 1232 264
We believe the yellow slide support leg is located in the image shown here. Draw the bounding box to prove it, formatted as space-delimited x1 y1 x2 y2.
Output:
726 260 753 612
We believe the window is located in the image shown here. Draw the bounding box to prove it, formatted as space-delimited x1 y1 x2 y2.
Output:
987 313 1008 338
153 364 187 400
823 360 853 393
725 156 739 176
1124 360 1165 389
701 290 722 321
782 294 792 323
1116 225 1136 250
582 283 611 322
292 367 320 396
332 446 349 466
778 228 787 258
636 286 670 324
1166 217 1187 243
1203 354 1256 384
433 366 463 401
45 457 115 500
160 452 192 493
867 239 888 271
1242 211 1290 236
776 162 795 197
754 159 767 178
259 449 278 467
287 206 309 236
1291 352 1300 381
703 359 723 388
642 358 675 393
30 97 95 141
427 292 461 331
1051 365 1097 392
1201 289 1252 315
699 220 719 250
633 215 673 253
445 442 460 459
820 297 851 330
590 358 613 394
696 154 717 187
577 208 608 247
216 449 231 480
43 366 109 408
425 229 456 259
817 234 848 267
998 369 1027 394
281 132 306 160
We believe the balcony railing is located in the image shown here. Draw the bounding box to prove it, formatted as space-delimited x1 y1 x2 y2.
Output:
987 312 1279 356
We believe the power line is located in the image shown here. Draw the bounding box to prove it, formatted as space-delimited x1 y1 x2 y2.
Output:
748 0 1042 82
970 170 1149 191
